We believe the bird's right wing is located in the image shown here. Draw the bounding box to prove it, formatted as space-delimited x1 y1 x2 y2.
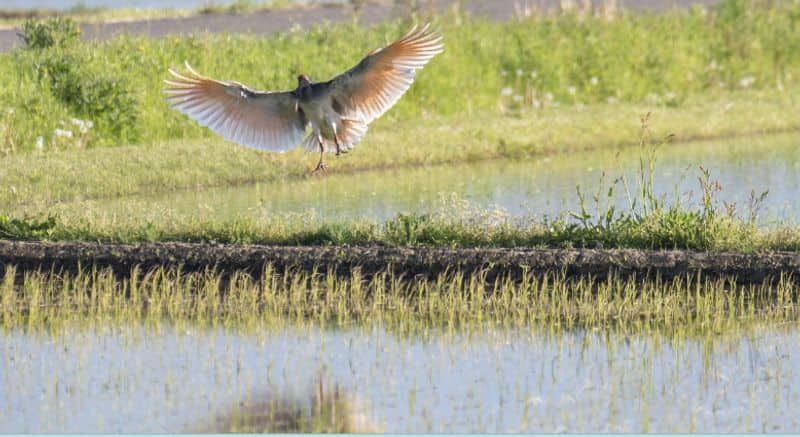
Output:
164 63 307 152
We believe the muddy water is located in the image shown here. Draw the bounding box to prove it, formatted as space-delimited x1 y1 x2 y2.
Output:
40 132 800 227
2 321 799 432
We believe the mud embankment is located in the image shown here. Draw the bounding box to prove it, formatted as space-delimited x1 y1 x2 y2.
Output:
1 240 798 284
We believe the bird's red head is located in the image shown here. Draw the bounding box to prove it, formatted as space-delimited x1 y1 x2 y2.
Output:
297 74 311 87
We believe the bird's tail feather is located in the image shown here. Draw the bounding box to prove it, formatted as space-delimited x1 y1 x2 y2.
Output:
304 119 369 153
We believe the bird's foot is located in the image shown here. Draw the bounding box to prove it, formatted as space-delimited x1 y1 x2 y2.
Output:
311 161 328 175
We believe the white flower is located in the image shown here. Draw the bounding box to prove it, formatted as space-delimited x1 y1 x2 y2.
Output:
739 76 755 88
35 136 44 150
70 118 93 134
54 128 73 138
516 69 523 77
500 87 513 97
530 71 538 79
590 76 599 86
5 108 13 115
544 92 554 101
664 91 677 100
567 86 577 95
512 95 523 102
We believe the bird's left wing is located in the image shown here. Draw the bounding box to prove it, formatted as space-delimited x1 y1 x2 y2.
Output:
164 63 307 152
327 23 443 124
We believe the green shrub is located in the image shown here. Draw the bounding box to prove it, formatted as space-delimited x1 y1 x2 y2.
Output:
20 17 81 49
0 214 57 239
34 51 139 144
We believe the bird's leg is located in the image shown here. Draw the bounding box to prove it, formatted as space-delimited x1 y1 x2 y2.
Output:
334 135 343 156
311 136 327 175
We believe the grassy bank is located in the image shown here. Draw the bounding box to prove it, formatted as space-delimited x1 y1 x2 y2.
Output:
1 0 798 152
4 205 800 251
3 264 799 330
2 90 798 208
3 119 800 252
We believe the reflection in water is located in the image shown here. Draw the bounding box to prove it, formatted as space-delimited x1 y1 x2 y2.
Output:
34 133 800 227
211 379 380 433
1 321 799 432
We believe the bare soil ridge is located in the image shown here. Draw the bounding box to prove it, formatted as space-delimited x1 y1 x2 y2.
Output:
1 240 797 284
0 0 721 52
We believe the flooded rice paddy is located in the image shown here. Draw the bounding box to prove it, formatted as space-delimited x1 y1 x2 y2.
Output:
4 132 800 432
2 321 800 432
33 132 800 227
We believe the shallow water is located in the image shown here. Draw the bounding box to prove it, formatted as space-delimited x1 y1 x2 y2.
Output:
41 133 800 227
2 321 799 432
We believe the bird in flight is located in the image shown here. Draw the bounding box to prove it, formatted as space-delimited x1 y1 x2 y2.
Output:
164 24 443 174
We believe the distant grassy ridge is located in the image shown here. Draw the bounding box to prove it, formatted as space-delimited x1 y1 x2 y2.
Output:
0 0 307 28
1 0 798 152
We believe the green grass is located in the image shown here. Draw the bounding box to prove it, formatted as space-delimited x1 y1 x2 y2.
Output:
3 117 800 252
4 203 800 251
2 1 799 253
2 89 798 208
3 264 799 332
1 0 799 151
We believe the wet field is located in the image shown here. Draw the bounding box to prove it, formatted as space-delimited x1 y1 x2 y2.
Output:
27 132 800 228
3 320 799 432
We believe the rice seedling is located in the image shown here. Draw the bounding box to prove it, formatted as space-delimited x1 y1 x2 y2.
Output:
2 264 798 333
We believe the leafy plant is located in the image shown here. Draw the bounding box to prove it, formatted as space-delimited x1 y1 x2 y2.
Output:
0 214 57 239
19 17 80 49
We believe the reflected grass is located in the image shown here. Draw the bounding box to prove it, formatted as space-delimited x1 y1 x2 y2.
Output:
3 265 799 334
208 379 381 433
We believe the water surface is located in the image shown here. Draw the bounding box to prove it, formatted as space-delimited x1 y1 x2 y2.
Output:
2 321 799 432
38 133 800 227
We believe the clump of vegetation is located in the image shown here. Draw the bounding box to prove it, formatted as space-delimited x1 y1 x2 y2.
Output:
3 17 140 148
33 51 140 144
1 0 799 151
0 214 56 239
19 17 80 49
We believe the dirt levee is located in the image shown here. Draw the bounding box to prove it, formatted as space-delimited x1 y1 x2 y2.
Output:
1 240 797 284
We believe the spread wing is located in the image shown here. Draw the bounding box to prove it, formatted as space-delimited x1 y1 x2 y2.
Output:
164 63 307 152
327 23 444 124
